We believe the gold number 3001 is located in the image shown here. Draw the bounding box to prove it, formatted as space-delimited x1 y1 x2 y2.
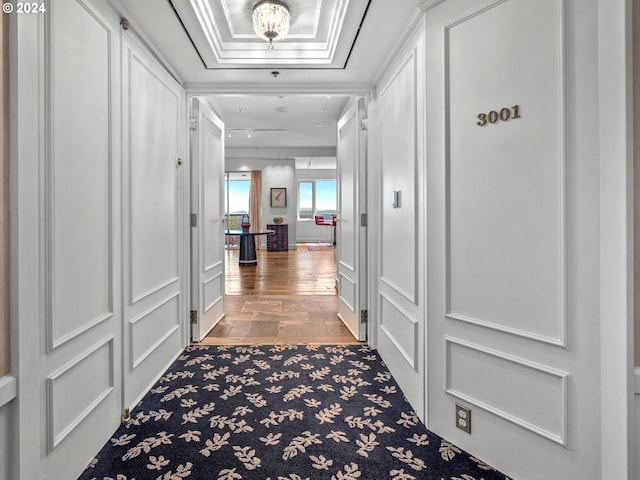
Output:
477 105 521 126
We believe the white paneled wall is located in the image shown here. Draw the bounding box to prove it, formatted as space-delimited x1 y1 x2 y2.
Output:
39 1 123 477
425 0 601 478
374 21 426 419
12 1 188 478
122 32 186 409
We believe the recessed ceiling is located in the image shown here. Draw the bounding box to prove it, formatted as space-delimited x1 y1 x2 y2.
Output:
168 0 371 69
105 0 426 86
104 0 426 155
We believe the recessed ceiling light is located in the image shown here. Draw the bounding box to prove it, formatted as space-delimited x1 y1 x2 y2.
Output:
275 107 287 113
237 108 244 112
278 95 285 99
315 124 323 128
320 108 328 112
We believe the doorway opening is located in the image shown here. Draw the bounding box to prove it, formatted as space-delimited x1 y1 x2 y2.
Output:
190 93 367 345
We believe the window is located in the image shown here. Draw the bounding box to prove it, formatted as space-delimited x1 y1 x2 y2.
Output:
297 180 337 219
298 181 313 219
224 172 251 234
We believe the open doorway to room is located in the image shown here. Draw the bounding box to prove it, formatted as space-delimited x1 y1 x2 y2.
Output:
196 94 363 346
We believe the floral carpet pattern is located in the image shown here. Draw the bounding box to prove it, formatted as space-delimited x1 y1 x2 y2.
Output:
79 345 511 480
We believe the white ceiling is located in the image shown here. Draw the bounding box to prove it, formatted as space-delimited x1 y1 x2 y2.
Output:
106 0 426 151
168 0 369 68
216 94 348 148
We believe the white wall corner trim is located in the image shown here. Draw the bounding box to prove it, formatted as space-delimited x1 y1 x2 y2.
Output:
372 14 424 87
104 0 183 85
597 0 634 478
419 0 447 13
0 376 17 408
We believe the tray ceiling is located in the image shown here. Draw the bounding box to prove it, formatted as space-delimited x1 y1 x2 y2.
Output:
168 0 371 69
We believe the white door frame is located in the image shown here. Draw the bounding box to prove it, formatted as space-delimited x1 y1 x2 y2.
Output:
183 88 376 342
336 96 368 342
189 96 226 341
597 0 634 477
13 11 43 480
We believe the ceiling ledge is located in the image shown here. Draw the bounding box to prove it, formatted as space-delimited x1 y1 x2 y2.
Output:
184 83 373 96
226 147 337 158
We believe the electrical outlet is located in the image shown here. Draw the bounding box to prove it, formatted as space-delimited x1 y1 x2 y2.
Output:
455 404 471 434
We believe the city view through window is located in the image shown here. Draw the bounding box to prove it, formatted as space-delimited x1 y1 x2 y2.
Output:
299 180 337 219
224 175 337 225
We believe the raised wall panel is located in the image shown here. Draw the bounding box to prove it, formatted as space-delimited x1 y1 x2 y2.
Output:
47 337 114 450
203 272 223 312
379 293 418 369
48 0 113 348
122 32 185 409
129 54 180 304
338 273 356 311
445 337 568 445
379 51 418 304
129 294 180 369
337 114 356 271
445 0 566 345
202 118 223 271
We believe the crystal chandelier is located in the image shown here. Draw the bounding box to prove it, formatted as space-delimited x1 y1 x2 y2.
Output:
252 0 290 50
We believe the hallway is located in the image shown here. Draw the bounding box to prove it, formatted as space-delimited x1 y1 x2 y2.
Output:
201 246 360 345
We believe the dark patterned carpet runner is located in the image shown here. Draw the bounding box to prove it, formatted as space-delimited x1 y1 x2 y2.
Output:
79 345 511 480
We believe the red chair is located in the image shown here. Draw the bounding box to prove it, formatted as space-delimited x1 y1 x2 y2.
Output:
314 215 337 246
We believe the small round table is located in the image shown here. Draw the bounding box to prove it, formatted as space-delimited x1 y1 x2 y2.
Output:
225 229 275 266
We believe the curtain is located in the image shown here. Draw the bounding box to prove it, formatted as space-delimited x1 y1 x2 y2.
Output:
249 170 262 248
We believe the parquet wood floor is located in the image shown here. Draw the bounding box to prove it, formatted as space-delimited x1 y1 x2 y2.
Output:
224 246 337 295
200 245 363 345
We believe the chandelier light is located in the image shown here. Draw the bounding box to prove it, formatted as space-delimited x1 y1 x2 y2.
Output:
252 0 290 50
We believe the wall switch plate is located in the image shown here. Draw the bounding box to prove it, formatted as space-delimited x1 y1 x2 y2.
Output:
456 404 471 434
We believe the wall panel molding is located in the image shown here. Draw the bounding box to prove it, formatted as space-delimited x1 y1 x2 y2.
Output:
445 336 568 446
126 50 181 305
45 0 115 352
443 0 567 347
379 277 416 306
128 293 180 370
379 292 418 369
131 276 179 305
204 260 223 274
338 273 356 311
379 48 419 304
0 375 16 408
203 272 223 312
339 260 355 274
46 336 114 451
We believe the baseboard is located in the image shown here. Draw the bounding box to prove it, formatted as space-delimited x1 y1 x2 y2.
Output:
296 238 333 244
